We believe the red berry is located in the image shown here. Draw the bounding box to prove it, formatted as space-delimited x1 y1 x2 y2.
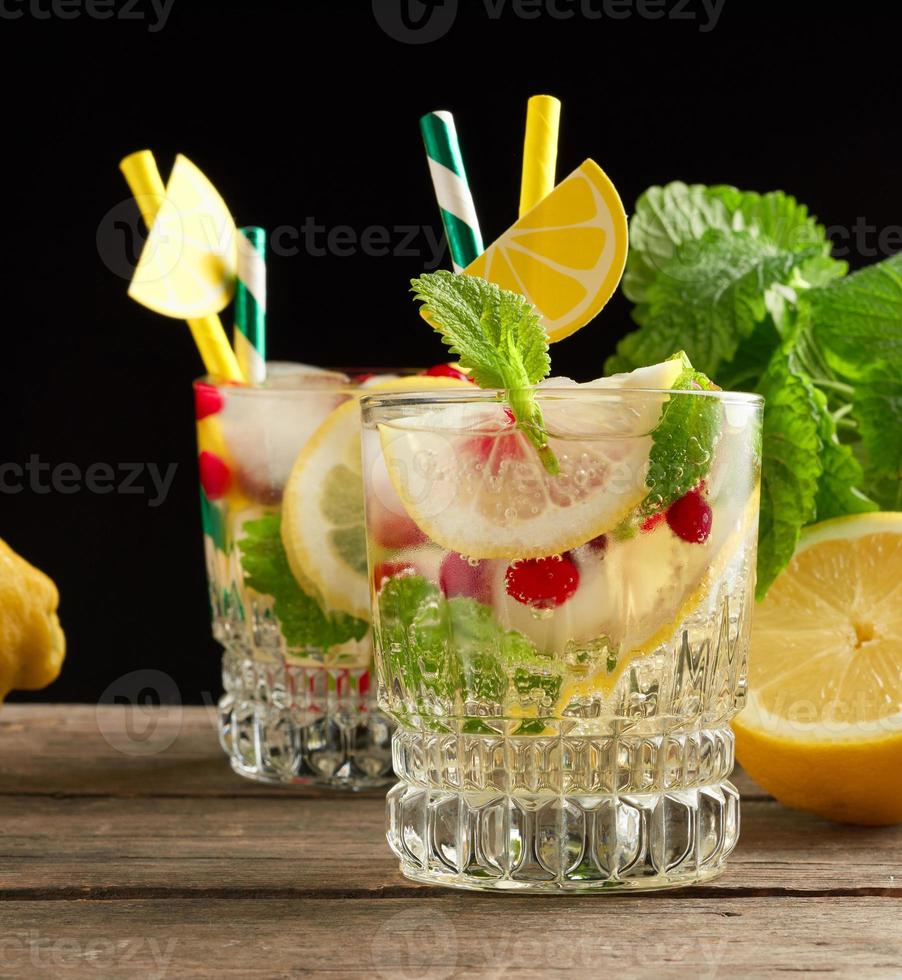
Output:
422 363 472 382
666 489 713 543
439 552 491 604
373 560 414 591
464 411 523 475
351 373 375 384
505 555 580 609
640 511 667 533
194 383 224 420
198 451 231 500
466 433 521 469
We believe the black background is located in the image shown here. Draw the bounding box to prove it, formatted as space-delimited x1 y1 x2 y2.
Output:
3 1 899 703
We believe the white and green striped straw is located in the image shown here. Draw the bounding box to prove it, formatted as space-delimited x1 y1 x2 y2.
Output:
234 226 267 384
420 110 483 272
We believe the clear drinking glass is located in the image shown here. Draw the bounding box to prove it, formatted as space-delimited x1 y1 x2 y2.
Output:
196 362 393 788
361 385 763 890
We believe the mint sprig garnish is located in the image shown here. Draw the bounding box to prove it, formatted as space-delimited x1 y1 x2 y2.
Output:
239 515 368 650
644 352 721 514
411 271 558 473
610 181 899 597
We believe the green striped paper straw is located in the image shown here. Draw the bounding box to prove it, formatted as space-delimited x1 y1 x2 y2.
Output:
420 111 483 272
234 226 267 384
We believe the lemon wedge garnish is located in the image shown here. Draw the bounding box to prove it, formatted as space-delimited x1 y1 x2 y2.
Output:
465 159 628 343
128 154 237 319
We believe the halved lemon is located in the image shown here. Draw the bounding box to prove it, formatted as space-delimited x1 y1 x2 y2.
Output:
129 154 237 319
377 359 685 561
465 159 628 343
733 513 902 826
280 376 470 621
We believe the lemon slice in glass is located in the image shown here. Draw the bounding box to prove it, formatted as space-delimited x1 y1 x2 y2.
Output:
280 376 470 620
377 360 685 561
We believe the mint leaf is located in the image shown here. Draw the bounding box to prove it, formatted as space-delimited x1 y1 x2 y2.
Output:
804 253 902 380
413 596 531 704
715 317 781 390
411 271 558 473
644 357 722 513
709 186 831 255
612 229 824 378
376 575 449 697
377 574 555 714
755 349 823 599
792 254 849 290
795 255 902 511
378 573 441 630
239 515 368 651
615 182 840 381
854 364 902 510
411 271 550 387
623 182 735 303
812 388 877 521
623 182 834 306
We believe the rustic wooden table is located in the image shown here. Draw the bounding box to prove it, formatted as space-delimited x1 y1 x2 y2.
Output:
1 704 900 978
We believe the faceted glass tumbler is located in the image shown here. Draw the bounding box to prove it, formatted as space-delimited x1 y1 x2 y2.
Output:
197 363 393 789
361 386 763 890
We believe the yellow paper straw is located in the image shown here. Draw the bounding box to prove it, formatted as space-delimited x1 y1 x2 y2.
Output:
519 95 561 216
119 151 244 383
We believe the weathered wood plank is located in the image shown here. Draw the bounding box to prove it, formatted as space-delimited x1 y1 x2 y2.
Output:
1 794 899 897
0 703 386 798
0 897 899 978
0 704 767 799
0 705 899 977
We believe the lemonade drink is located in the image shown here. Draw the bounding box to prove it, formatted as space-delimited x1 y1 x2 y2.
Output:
196 364 393 788
362 370 762 890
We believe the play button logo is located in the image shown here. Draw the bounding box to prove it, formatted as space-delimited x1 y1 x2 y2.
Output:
372 0 458 44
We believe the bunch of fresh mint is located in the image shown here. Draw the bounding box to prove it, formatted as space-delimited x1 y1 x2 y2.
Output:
609 182 901 597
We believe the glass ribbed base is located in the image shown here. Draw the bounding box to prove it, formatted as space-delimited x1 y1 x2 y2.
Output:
218 648 394 790
386 727 739 891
